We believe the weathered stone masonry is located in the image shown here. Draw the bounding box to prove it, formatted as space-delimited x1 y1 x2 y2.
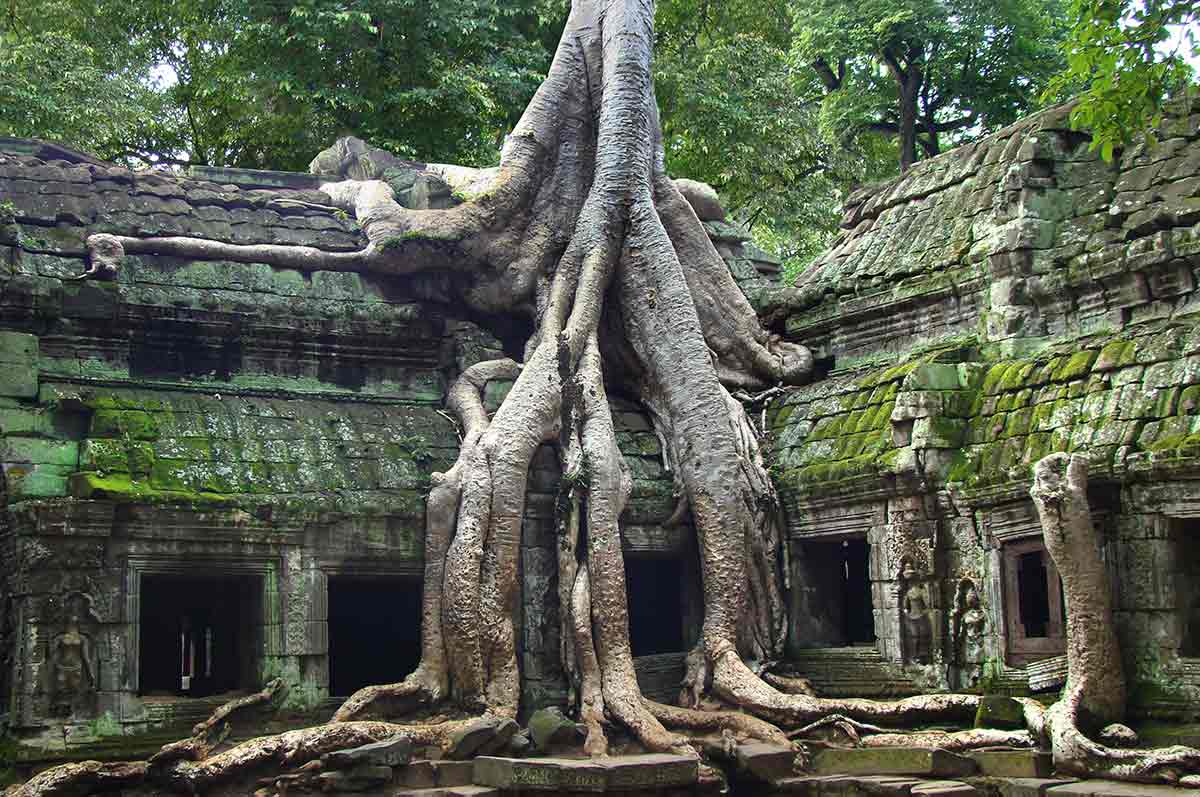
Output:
0 143 780 748
1 96 1199 755
769 99 1200 718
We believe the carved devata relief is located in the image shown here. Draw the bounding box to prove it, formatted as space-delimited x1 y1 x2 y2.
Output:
951 577 988 688
46 592 100 719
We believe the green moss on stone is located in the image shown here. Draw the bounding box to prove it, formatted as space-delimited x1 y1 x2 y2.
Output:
1055 350 1097 381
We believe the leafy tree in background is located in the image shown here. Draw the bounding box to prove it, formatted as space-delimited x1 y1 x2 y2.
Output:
0 1 170 161
1 0 563 170
655 0 898 270
1049 0 1197 161
793 0 1067 171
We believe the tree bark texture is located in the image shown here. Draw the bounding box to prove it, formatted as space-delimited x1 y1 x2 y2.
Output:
1031 453 1200 784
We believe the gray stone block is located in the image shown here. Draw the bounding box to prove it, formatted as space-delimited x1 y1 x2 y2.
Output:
812 748 978 778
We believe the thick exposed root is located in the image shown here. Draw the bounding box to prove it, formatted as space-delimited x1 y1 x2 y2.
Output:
9 722 466 797
645 699 791 747
710 650 980 728
151 678 287 765
763 673 817 697
860 729 1035 751
5 761 147 797
157 721 463 793
1047 697 1200 784
577 339 693 758
330 679 438 723
572 563 610 757
1032 453 1200 783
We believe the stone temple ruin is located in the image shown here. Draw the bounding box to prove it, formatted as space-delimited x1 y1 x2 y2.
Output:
1 97 1200 795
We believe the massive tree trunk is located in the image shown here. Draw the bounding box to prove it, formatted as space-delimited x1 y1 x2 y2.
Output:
1031 453 1200 785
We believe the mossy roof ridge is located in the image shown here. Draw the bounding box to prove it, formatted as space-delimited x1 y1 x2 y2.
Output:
768 318 1200 495
950 329 1200 491
768 355 952 489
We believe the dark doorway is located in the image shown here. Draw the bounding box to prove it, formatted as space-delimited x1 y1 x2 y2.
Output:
625 556 685 656
1003 538 1066 664
327 576 422 697
790 537 876 648
139 574 261 698
1174 520 1200 657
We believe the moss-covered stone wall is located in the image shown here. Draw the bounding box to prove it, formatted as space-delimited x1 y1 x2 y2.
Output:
0 147 687 747
771 99 1200 717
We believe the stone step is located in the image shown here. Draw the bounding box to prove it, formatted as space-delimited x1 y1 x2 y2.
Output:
473 753 698 791
396 760 476 788
911 780 978 796
967 750 1054 778
996 778 1080 797
736 742 803 781
811 748 978 778
1044 781 1200 796
782 649 921 698
768 774 975 796
393 787 500 797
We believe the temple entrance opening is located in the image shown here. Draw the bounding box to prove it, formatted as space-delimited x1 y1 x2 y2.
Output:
1003 538 1066 664
1173 519 1200 657
790 537 876 648
327 576 422 697
138 574 261 698
624 555 685 657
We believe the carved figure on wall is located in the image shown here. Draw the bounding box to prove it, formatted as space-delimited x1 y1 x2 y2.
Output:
952 578 987 687
900 559 933 664
49 593 98 718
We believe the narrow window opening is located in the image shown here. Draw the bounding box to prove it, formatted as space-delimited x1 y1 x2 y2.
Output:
327 576 422 697
1003 539 1066 665
1017 551 1051 638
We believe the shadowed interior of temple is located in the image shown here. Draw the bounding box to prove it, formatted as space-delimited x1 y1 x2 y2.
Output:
327 576 422 697
138 574 261 698
792 538 875 648
1175 520 1200 659
625 556 685 656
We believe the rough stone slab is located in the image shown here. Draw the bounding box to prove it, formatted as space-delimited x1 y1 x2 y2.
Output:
317 764 393 791
812 748 978 778
911 780 977 796
968 751 1054 778
321 734 412 769
736 741 801 781
473 754 697 792
1046 781 1200 797
847 774 925 795
998 779 1080 797
474 757 606 792
394 787 500 797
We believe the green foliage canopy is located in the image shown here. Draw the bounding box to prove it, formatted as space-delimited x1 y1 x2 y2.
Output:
791 0 1068 170
1 0 564 170
1048 0 1197 160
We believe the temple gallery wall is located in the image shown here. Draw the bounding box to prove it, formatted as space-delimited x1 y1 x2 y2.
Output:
1 97 1199 751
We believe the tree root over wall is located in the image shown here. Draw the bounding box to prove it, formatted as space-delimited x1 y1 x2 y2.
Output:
1029 453 1200 785
7 1 1200 792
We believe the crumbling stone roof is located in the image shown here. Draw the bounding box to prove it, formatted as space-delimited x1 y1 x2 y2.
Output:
787 100 1200 366
0 150 365 257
